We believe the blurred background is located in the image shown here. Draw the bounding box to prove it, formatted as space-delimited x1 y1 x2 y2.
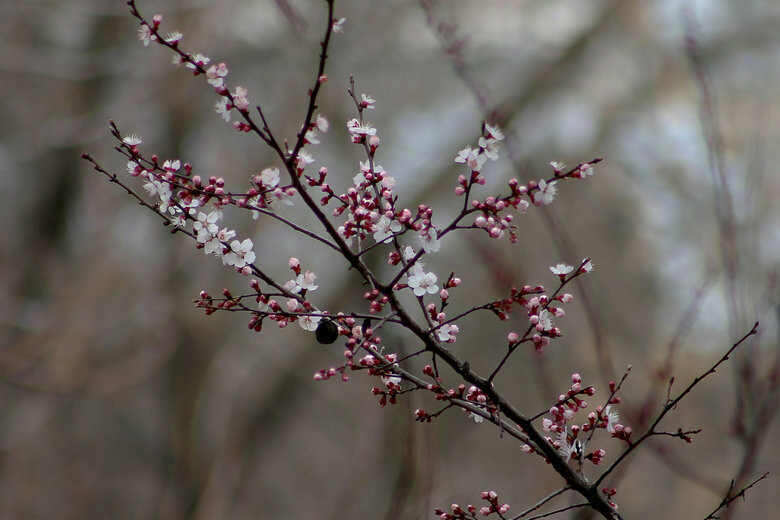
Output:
1 0 778 518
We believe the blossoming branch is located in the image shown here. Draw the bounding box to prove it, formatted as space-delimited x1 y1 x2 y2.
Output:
81 1 764 518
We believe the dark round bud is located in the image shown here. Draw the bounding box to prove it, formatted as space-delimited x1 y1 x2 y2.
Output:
315 319 339 344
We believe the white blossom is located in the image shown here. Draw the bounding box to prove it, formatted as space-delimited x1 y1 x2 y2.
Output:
373 215 402 243
418 227 441 253
298 314 321 332
408 270 438 297
224 238 255 268
484 123 504 141
454 146 487 171
436 323 458 342
287 271 318 294
478 137 500 161
123 135 142 146
604 405 619 433
537 309 553 331
258 167 280 188
549 263 574 276
537 179 557 205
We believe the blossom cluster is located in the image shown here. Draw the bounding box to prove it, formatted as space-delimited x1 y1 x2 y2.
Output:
519 373 630 469
433 490 510 520
82 3 635 518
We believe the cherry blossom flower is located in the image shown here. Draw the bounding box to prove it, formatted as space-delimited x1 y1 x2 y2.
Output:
267 188 295 210
604 405 619 433
162 159 180 172
436 323 459 342
298 314 321 332
556 429 580 462
203 233 222 255
454 146 486 172
418 227 441 253
550 161 566 173
232 86 249 111
549 263 574 276
315 113 329 133
224 238 255 268
484 123 504 141
408 270 439 297
346 118 377 137
580 259 595 273
536 309 553 331
287 271 319 293
304 129 319 145
373 215 402 243
126 161 143 176
193 210 221 242
138 25 155 46
205 227 235 256
579 163 594 177
143 177 177 215
165 32 183 44
123 135 142 146
215 98 231 121
294 150 314 168
478 137 500 161
361 93 375 109
157 195 180 216
332 17 347 33
186 53 210 72
206 62 228 87
258 167 280 188
469 412 484 423
380 170 395 191
181 197 200 217
536 179 557 205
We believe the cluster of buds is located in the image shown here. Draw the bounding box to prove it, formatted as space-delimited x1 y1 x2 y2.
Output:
433 490 510 519
464 385 495 423
543 374 595 434
366 352 401 407
528 374 631 467
363 288 388 314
